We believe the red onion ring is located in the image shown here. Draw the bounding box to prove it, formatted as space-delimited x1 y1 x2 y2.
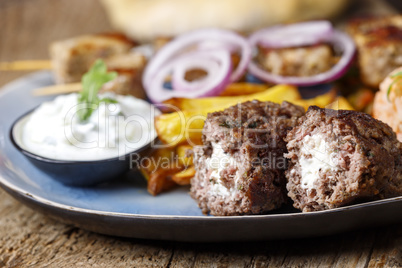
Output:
248 30 356 86
143 28 252 102
197 40 239 53
172 54 221 92
146 50 232 103
249 21 334 49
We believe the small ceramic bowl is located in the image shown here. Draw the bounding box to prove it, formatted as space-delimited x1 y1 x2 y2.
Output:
10 109 156 186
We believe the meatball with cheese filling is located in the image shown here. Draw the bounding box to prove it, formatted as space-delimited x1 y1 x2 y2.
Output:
285 106 402 212
191 100 305 216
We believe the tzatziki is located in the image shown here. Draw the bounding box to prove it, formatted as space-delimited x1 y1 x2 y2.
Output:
21 93 159 161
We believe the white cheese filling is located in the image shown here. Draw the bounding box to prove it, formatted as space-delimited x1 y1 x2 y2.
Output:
205 142 238 197
299 134 339 189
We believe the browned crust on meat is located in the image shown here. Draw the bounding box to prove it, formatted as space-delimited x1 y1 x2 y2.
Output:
285 106 402 212
347 15 402 87
191 101 305 216
50 34 134 84
257 44 336 77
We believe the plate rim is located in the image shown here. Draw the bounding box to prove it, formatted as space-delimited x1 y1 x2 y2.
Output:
1 168 402 221
1 71 402 223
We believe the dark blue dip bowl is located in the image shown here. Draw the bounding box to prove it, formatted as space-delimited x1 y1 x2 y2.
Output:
10 109 156 187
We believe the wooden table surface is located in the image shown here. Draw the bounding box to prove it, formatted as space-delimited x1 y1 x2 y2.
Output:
0 0 401 267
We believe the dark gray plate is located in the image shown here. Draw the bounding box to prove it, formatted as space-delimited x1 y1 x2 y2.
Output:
1 71 402 242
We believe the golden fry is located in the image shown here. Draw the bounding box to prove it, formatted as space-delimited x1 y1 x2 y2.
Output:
141 146 195 195
140 148 175 174
171 166 196 185
156 85 302 146
155 109 206 146
219 82 269 96
176 144 193 166
147 167 181 196
347 88 374 111
292 89 337 110
140 147 184 195
163 84 301 111
327 96 355 110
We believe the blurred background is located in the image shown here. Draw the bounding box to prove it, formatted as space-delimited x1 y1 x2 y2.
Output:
0 0 399 87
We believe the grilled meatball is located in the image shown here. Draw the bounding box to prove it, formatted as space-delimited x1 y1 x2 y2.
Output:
50 34 147 98
50 34 134 84
191 101 305 216
347 15 402 88
285 106 402 212
100 53 146 99
257 44 336 77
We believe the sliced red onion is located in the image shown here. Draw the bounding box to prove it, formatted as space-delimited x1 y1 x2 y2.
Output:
143 28 252 94
172 52 222 92
147 50 232 103
249 21 334 49
197 40 239 53
248 30 356 86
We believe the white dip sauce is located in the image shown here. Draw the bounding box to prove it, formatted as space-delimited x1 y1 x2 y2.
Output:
299 134 339 189
22 93 158 161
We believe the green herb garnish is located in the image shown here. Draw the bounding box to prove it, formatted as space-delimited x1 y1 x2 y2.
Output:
77 59 118 122
387 71 402 102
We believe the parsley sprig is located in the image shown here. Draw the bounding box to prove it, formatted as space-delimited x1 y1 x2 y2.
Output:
77 59 118 122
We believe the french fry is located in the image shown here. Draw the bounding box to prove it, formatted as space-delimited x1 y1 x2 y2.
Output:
139 147 185 195
139 167 151 181
147 167 182 196
140 147 174 182
140 145 196 194
176 145 193 166
140 148 175 173
156 85 302 146
171 166 196 185
292 89 337 110
163 84 301 111
219 82 269 96
347 88 374 111
155 109 205 146
327 96 355 110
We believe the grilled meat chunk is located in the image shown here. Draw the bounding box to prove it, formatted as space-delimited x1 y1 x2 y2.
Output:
191 101 305 216
348 15 402 88
285 106 402 212
257 44 336 77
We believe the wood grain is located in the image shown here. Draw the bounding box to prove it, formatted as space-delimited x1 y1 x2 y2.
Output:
0 0 401 267
1 181 401 268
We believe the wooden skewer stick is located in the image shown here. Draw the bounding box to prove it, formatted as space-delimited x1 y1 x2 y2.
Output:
33 83 81 96
0 60 52 71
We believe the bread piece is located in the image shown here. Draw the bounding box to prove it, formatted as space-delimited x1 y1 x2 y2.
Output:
101 0 348 42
